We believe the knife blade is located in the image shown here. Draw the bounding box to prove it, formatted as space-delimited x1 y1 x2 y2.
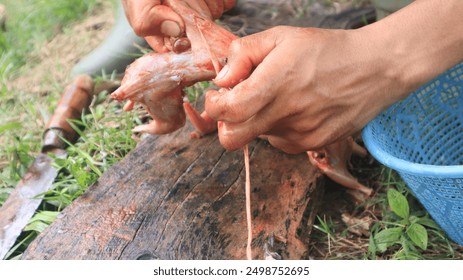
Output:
0 74 94 259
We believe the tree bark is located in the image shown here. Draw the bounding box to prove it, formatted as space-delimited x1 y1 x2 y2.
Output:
22 122 324 260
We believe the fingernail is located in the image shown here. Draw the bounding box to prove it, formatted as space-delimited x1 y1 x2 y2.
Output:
215 64 229 81
161 20 181 37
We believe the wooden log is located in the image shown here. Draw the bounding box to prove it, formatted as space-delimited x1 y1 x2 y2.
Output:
22 121 324 260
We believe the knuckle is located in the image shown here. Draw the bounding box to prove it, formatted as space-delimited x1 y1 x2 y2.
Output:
229 39 243 54
267 26 290 37
268 26 285 33
132 19 149 36
222 98 247 122
208 90 249 123
218 132 241 151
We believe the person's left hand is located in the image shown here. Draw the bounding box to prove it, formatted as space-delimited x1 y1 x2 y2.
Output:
122 0 235 53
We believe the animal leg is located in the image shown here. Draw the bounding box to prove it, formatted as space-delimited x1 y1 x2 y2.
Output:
352 141 368 157
307 151 373 196
183 102 217 138
123 100 135 111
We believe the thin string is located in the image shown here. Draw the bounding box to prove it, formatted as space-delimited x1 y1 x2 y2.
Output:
195 16 252 260
244 144 252 260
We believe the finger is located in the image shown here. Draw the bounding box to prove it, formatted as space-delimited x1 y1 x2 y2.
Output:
184 0 212 19
223 0 236 11
145 36 169 53
216 121 259 151
207 40 289 123
208 73 276 123
204 0 224 19
124 2 184 37
160 19 183 37
214 29 278 88
206 89 248 122
216 102 281 151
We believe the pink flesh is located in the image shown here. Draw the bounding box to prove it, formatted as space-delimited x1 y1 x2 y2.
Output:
112 1 371 195
111 0 236 134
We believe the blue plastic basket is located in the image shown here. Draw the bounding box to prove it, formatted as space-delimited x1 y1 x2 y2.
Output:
362 62 463 245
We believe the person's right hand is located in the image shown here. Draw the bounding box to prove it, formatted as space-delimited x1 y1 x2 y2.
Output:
122 0 236 53
205 26 413 154
206 0 463 154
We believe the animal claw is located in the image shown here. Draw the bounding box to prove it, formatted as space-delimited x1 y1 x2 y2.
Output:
123 100 135 111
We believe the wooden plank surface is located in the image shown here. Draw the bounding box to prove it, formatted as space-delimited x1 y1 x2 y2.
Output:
22 121 324 260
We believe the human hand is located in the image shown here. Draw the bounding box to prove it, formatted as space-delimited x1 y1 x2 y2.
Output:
206 26 410 154
122 0 235 53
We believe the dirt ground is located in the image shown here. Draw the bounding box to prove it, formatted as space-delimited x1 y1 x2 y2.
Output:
7 1 115 94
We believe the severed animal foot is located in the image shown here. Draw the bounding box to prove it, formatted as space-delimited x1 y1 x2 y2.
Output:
307 137 373 197
183 102 217 138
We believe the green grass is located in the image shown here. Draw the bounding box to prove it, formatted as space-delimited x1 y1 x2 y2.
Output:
0 0 104 191
0 0 138 259
4 91 139 259
0 0 99 81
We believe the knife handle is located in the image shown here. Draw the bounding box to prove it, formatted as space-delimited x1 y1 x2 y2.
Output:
42 74 94 152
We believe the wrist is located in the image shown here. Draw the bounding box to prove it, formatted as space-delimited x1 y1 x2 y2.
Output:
360 0 463 101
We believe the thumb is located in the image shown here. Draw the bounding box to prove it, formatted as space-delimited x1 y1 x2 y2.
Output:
123 0 185 38
213 28 279 88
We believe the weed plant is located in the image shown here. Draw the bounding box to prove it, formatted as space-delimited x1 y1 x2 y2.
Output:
311 167 463 260
0 0 132 259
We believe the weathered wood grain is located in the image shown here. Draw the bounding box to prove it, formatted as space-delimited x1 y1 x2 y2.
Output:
22 121 324 260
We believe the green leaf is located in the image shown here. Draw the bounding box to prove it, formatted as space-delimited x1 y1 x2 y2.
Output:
374 227 403 252
0 122 22 134
416 217 441 230
407 223 428 250
24 211 59 233
387 189 409 219
28 211 59 224
368 235 377 258
409 215 419 224
24 221 49 233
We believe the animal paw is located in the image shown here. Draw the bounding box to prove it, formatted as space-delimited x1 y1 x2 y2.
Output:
307 137 373 196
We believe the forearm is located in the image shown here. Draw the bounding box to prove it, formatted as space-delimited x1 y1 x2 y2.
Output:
206 1 462 151
359 0 463 99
